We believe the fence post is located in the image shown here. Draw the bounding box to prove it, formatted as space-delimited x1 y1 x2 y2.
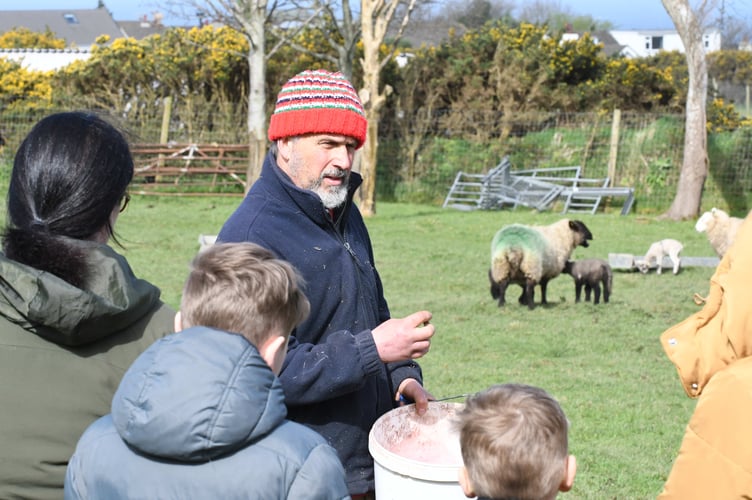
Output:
160 96 172 144
607 108 621 187
157 96 172 174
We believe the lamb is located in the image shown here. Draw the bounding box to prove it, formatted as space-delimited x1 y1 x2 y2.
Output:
636 238 683 275
489 219 593 309
563 259 613 304
695 207 744 257
198 234 217 252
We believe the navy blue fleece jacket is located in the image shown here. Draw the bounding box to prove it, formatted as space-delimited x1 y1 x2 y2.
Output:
217 151 422 495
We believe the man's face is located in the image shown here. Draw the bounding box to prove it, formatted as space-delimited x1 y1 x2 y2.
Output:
278 134 357 209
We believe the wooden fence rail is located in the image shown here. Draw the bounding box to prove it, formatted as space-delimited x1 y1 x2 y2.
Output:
130 143 249 195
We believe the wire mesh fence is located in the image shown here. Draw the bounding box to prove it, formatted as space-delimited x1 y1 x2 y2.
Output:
1 106 750 215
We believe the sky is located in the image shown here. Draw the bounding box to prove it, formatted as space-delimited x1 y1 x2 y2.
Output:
563 0 673 29
6 0 750 30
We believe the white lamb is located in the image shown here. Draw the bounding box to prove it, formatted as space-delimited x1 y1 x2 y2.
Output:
198 234 217 252
695 207 744 257
636 238 683 275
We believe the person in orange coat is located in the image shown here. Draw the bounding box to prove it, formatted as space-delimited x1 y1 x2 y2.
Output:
659 210 752 498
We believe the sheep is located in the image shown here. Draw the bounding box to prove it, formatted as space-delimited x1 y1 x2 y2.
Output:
489 219 593 309
695 207 744 257
198 234 217 252
563 259 613 304
635 238 683 275
488 269 539 306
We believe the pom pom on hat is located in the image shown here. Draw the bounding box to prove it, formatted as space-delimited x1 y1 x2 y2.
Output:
268 69 367 149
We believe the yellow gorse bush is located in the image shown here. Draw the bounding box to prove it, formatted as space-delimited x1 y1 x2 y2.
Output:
0 59 53 111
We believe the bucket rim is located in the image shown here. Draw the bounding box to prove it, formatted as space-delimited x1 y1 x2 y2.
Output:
368 402 464 483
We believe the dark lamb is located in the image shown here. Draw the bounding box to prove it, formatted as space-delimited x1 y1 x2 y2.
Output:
563 258 613 304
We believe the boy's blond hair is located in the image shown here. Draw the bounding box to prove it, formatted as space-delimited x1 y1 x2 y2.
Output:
457 383 569 500
180 242 309 346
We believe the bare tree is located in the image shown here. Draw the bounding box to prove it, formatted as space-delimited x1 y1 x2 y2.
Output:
268 0 359 80
165 0 269 189
661 0 713 219
165 0 322 189
358 0 418 216
717 10 752 49
516 0 570 26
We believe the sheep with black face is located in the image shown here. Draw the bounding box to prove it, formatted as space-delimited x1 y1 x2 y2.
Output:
489 219 593 310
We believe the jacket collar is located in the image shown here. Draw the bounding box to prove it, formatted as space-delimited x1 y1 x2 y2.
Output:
0 241 161 346
261 150 362 227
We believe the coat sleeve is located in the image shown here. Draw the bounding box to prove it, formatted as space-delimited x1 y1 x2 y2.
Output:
658 356 752 499
286 443 350 500
279 328 384 405
660 214 752 398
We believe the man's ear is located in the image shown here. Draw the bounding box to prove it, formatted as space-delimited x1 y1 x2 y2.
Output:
174 311 183 333
559 455 577 492
277 138 292 161
458 466 476 498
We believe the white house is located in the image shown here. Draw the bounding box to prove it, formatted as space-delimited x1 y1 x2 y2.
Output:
0 48 91 71
0 7 171 71
606 29 721 58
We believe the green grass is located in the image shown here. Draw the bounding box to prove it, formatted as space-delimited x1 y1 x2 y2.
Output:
112 197 709 499
0 185 710 498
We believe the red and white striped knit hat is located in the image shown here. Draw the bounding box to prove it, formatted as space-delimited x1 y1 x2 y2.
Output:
267 69 367 149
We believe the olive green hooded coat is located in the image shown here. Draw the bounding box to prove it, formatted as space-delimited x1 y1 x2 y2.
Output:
0 242 174 500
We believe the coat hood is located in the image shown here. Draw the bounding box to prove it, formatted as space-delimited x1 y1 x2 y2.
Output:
0 242 162 347
111 326 286 462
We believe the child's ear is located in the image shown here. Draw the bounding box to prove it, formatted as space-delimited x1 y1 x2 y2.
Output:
559 454 577 492
174 311 183 333
458 466 476 498
258 335 288 375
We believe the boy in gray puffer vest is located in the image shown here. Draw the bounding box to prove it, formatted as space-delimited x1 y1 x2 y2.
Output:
65 242 349 500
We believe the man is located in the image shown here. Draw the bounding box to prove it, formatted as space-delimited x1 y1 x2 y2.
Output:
218 69 435 498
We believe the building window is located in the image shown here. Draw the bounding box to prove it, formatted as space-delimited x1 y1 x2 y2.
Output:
63 14 79 24
651 36 663 49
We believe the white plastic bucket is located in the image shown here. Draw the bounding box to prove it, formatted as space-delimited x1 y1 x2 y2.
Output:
368 402 468 500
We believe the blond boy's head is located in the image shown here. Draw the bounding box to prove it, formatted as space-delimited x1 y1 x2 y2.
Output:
456 383 576 500
179 243 309 372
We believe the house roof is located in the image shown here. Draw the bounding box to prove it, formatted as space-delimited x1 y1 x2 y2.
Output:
118 19 169 40
592 30 627 57
0 8 124 48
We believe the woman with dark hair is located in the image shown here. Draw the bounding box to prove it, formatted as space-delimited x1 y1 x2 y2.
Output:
0 111 175 499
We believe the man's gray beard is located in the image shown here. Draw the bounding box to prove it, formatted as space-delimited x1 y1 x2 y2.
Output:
315 182 348 209
308 170 349 209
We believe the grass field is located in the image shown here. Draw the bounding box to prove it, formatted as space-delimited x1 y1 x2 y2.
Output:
107 195 715 499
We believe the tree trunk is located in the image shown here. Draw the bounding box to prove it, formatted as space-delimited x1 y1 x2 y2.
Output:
360 109 381 216
358 0 416 216
194 0 269 192
358 0 382 216
661 0 709 220
244 1 267 191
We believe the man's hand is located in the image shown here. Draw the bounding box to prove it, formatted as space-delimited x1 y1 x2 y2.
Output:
397 378 434 416
372 310 434 363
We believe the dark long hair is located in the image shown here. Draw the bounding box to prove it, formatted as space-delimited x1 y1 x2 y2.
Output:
3 111 133 288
